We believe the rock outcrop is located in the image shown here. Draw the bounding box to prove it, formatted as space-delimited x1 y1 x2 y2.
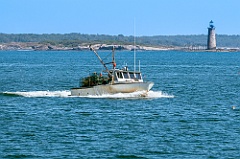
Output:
0 42 175 51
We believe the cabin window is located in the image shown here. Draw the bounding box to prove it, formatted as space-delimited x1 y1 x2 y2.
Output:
129 72 135 79
123 72 129 79
117 72 123 79
135 73 142 80
114 73 118 80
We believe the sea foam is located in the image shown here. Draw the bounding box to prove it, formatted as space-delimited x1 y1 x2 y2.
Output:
3 90 174 99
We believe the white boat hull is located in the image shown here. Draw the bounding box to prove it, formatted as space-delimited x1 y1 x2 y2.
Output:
71 82 154 96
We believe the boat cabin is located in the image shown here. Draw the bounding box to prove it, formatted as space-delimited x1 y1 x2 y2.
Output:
109 69 143 83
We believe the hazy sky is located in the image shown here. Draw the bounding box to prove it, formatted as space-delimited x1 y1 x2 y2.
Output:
1 0 239 35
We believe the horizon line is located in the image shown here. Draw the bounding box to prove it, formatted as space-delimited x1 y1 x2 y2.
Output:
1 32 240 37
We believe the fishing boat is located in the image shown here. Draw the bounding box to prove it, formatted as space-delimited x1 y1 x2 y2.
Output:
70 46 154 96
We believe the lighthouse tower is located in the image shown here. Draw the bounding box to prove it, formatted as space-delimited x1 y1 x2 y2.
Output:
207 20 216 50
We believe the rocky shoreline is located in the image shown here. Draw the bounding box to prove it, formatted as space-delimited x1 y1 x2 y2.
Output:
1 42 239 52
0 42 178 51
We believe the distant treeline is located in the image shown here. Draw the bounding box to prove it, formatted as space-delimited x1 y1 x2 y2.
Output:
0 33 240 47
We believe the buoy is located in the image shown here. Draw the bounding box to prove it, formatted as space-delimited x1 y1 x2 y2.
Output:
232 106 236 110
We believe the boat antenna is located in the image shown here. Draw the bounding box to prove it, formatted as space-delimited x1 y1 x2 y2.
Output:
89 45 112 78
139 60 140 72
134 18 136 72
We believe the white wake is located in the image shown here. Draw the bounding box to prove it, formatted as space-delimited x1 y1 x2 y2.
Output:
3 90 174 99
4 90 71 98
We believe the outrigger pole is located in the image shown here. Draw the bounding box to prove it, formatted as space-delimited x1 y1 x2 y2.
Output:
89 45 112 78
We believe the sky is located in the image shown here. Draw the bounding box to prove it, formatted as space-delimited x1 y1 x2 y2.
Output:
1 0 240 36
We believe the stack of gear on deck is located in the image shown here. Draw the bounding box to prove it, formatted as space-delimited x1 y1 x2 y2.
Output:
81 72 110 87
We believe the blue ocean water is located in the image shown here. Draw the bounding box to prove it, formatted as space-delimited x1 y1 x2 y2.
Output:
0 50 240 158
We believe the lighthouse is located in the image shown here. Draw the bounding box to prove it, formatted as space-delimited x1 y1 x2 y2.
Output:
207 20 216 50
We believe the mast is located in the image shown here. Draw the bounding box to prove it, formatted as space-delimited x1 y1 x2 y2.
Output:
112 46 116 69
111 46 116 84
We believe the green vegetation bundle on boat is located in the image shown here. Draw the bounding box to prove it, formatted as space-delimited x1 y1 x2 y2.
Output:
81 72 110 87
